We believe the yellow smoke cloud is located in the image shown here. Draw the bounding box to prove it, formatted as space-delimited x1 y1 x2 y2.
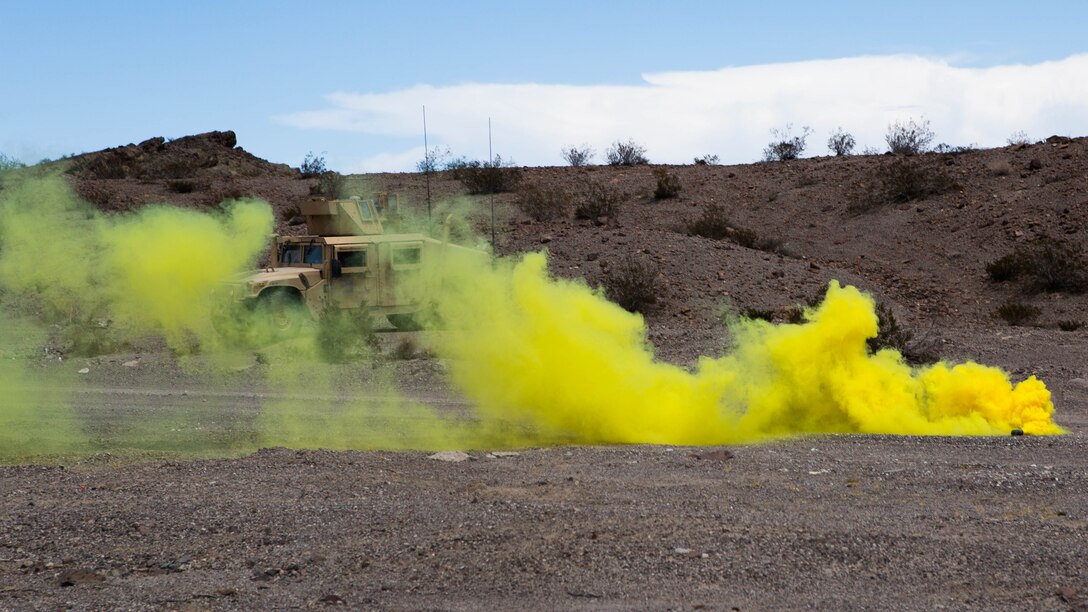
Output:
430 252 1063 443
0 174 272 348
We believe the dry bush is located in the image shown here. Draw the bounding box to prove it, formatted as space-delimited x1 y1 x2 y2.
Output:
685 204 732 240
309 171 345 199
300 151 327 177
867 302 939 365
762 124 812 161
517 182 570 221
605 139 649 166
450 155 521 194
885 118 934 155
1007 131 1032 146
993 302 1040 326
827 128 856 156
693 154 719 165
603 257 660 313
560 145 595 167
685 204 786 254
652 168 682 199
986 237 1087 294
1058 320 1083 332
574 180 622 221
849 157 957 213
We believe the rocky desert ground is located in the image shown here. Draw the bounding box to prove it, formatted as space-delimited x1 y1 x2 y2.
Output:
1 131 1086 610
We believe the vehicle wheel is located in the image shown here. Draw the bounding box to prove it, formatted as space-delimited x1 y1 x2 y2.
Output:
387 313 423 331
257 290 310 340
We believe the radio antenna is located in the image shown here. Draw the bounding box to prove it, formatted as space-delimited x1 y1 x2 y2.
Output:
423 105 431 219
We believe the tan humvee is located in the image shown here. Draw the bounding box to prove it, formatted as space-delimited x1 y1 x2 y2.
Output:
216 194 484 336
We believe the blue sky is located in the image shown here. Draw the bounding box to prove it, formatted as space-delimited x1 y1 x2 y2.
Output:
3 1 1087 171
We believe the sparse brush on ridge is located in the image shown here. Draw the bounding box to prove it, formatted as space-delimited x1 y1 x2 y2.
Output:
561 145 595 167
517 182 571 221
827 128 856 156
603 256 660 313
449 155 521 194
885 118 934 155
693 154 719 165
986 237 1087 294
762 124 812 161
993 302 1040 326
605 139 649 166
652 168 681 199
300 151 327 177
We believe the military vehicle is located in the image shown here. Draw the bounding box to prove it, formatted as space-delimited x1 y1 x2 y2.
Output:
215 194 483 338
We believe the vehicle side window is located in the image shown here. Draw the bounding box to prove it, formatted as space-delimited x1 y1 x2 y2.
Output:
304 245 323 264
392 246 422 266
280 245 301 264
337 249 367 269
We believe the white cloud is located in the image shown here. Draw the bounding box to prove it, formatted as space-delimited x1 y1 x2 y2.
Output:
277 54 1088 172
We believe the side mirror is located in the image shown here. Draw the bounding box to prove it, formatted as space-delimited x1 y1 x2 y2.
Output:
331 258 342 279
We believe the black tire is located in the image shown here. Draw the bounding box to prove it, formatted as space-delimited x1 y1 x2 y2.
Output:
387 313 423 331
256 289 310 340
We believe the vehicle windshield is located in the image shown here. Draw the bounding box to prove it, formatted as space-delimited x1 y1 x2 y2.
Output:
278 244 324 266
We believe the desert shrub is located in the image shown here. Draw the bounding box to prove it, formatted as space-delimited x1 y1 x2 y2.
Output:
732 227 786 255
1007 131 1031 146
986 253 1024 282
300 151 327 177
693 154 719 165
993 302 1040 326
450 155 521 194
560 145 595 167
390 336 432 360
166 179 204 194
316 304 378 363
986 238 1087 293
866 302 939 365
933 143 977 155
517 182 571 221
574 180 622 221
762 124 812 161
603 257 660 313
685 204 732 240
416 146 449 173
0 152 25 172
652 168 682 199
743 308 776 322
605 139 649 166
885 118 934 155
827 128 856 156
685 205 785 254
849 157 956 212
1058 320 1083 332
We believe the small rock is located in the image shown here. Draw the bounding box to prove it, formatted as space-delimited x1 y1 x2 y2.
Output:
122 359 139 368
58 569 104 586
540 235 553 244
428 450 470 462
489 451 520 458
78 368 90 374
319 594 345 605
691 449 733 462
674 547 691 555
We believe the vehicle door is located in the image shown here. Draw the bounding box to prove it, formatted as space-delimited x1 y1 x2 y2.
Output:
378 241 424 307
330 244 377 308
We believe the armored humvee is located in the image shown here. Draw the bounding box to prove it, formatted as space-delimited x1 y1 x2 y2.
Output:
215 194 483 336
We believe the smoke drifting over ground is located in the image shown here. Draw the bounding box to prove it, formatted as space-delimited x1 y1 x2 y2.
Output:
0 176 1064 462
